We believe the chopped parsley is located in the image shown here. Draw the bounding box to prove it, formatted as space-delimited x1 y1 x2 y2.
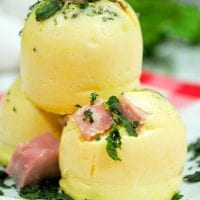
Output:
171 192 183 200
188 138 200 161
95 136 101 141
75 104 82 108
19 178 73 200
83 109 94 123
12 107 17 112
0 166 73 199
19 29 23 36
90 92 99 105
105 96 138 137
105 96 119 113
35 0 64 21
31 0 118 22
184 171 200 183
0 170 8 180
71 13 79 19
120 116 138 137
184 138 200 183
0 169 10 190
106 125 122 161
79 2 89 9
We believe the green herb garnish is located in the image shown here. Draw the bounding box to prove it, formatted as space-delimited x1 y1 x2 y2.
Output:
71 13 79 18
106 125 122 161
0 170 8 180
90 92 99 105
83 109 94 123
79 2 89 9
13 107 17 112
184 138 200 183
188 138 200 161
120 117 138 137
184 171 200 183
19 178 73 200
0 190 3 196
171 192 183 200
95 136 101 141
35 0 64 21
75 104 82 108
105 96 119 113
105 96 138 137
0 169 10 190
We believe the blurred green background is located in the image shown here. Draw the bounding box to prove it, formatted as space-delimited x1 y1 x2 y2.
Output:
125 0 200 83
127 0 200 57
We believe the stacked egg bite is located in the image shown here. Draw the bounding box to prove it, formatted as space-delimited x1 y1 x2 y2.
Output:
0 0 186 199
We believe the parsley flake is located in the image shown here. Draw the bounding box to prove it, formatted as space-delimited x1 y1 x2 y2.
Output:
79 2 89 9
105 96 138 137
0 169 10 190
75 104 82 108
0 170 8 180
120 117 138 137
95 136 101 141
171 192 183 200
83 109 94 123
106 125 122 161
35 0 64 21
13 107 17 112
90 92 99 105
184 171 200 183
188 138 200 161
0 190 3 196
19 178 73 200
105 96 120 113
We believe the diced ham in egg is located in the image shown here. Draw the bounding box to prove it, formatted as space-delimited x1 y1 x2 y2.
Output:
119 95 148 125
6 133 59 188
74 99 114 141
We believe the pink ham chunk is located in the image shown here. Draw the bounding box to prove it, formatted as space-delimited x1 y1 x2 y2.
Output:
6 133 59 188
119 95 148 125
74 99 114 141
0 92 4 104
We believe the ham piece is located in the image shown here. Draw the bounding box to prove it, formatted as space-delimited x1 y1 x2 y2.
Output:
0 92 4 104
119 95 148 125
6 133 59 188
74 99 114 141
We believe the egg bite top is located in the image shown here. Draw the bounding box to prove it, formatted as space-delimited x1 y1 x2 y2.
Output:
59 89 186 200
21 0 143 114
0 78 61 165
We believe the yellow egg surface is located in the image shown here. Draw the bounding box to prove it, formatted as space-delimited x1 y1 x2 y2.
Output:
21 0 143 114
0 78 61 165
59 89 186 200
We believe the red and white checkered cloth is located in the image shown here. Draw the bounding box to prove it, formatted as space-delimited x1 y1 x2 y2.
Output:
0 71 200 109
141 71 200 110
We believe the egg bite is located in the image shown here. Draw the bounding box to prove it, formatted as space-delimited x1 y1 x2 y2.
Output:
0 78 61 165
59 89 186 200
21 0 143 114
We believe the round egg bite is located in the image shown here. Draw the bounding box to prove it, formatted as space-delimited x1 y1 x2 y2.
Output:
21 0 143 114
59 89 186 200
0 78 61 165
